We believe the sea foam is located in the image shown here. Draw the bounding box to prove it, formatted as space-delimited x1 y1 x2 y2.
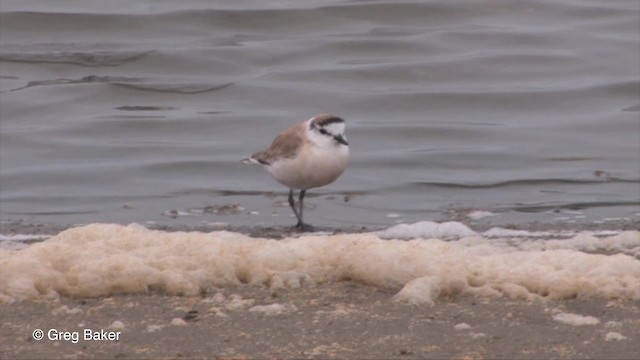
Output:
0 223 638 304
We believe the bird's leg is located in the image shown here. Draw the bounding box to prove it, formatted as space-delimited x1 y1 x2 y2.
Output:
296 189 313 231
298 189 305 224
288 188 303 225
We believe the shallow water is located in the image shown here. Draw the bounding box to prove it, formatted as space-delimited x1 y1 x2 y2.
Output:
1 0 639 228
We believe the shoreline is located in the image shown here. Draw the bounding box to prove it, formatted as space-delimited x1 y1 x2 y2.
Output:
1 217 638 240
1 221 638 359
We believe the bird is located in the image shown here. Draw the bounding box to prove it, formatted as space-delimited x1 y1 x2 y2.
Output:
242 114 350 230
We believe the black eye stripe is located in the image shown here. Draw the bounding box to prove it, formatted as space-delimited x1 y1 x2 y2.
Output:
316 116 344 127
319 128 329 135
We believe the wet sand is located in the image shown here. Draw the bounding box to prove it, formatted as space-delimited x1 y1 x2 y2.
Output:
2 215 639 239
1 222 639 359
1 283 639 360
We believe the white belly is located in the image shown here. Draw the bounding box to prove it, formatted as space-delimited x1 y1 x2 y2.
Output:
267 145 349 190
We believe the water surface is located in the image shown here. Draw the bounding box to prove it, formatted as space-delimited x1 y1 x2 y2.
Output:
1 0 639 228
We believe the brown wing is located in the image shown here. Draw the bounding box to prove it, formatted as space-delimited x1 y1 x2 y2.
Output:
251 123 306 165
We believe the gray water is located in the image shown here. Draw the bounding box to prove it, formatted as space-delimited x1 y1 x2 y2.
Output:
1 0 639 229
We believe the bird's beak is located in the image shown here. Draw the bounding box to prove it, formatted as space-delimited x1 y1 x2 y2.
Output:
334 134 348 146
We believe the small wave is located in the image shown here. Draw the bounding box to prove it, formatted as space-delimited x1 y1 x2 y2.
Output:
5 210 100 216
510 201 640 213
112 82 233 94
115 106 175 111
0 50 153 67
3 75 144 93
169 188 369 198
411 176 640 189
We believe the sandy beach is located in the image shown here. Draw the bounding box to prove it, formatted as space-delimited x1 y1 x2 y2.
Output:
2 282 639 359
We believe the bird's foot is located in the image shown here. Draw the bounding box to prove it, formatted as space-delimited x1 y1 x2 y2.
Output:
294 222 314 232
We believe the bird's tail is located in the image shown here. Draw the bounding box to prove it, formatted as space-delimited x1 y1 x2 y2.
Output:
241 157 260 165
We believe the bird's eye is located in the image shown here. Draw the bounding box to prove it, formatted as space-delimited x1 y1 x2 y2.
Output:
319 128 328 135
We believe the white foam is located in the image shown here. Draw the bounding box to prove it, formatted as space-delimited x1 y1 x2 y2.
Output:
146 324 165 333
393 276 445 306
377 221 476 239
483 227 571 239
604 321 622 328
467 211 496 220
0 234 51 251
454 323 472 330
225 295 255 311
248 303 296 316
170 318 187 326
484 231 640 257
161 210 193 218
605 332 627 341
1 223 638 304
109 320 126 330
203 222 230 229
52 305 83 315
0 234 51 241
552 311 600 326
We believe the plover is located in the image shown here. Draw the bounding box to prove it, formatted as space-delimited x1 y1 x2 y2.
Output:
242 114 350 230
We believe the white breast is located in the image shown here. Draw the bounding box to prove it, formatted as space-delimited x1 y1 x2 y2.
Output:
267 143 349 190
